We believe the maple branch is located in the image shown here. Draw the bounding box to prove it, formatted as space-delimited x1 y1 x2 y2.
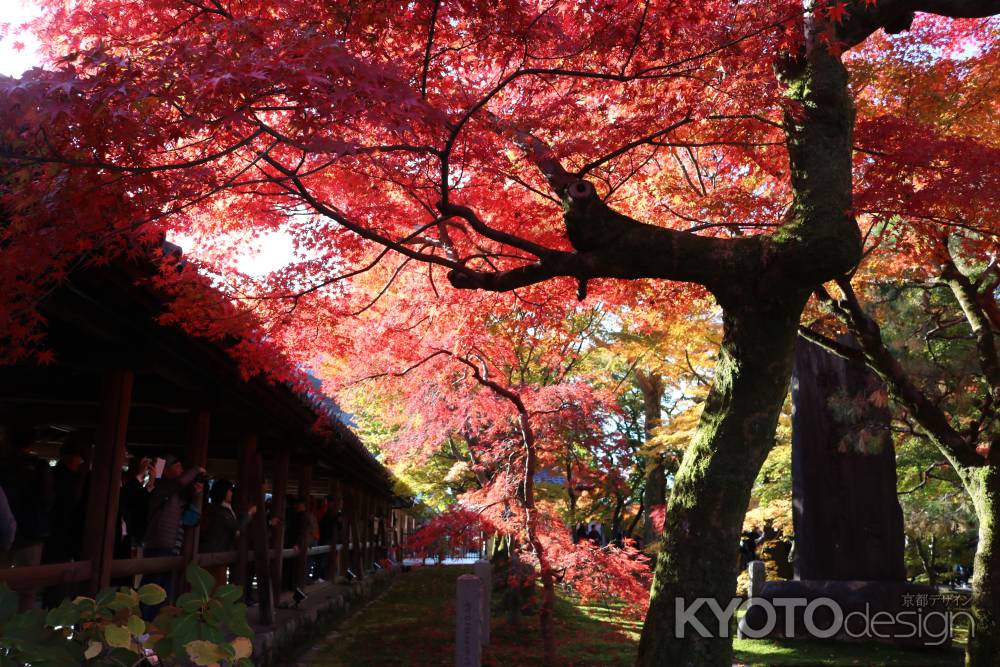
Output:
179 0 232 19
483 111 579 194
353 350 452 384
0 128 265 174
438 12 802 202
621 0 651 76
684 349 711 387
940 250 1000 398
577 116 693 176
437 201 559 260
259 153 464 273
796 326 866 363
818 281 985 468
420 0 442 99
447 185 764 298
897 461 953 495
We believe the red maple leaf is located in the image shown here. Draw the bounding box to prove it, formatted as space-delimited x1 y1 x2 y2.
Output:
826 1 849 24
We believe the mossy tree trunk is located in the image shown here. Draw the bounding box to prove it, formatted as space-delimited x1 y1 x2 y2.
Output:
635 295 808 666
634 46 859 667
963 465 1000 667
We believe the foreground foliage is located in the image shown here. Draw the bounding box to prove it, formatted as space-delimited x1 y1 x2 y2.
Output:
0 564 253 666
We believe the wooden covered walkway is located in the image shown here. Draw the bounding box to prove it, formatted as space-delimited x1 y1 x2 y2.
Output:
0 245 412 631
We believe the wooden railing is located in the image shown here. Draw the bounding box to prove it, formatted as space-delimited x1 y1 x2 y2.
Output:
0 541 381 594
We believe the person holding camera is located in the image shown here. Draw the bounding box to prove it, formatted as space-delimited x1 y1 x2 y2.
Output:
139 455 205 619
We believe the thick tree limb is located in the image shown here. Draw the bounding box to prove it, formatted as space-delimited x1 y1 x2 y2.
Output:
840 0 1000 48
447 202 766 299
941 254 1000 399
797 326 866 362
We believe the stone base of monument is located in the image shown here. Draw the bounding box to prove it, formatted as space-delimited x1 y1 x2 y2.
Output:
741 580 961 648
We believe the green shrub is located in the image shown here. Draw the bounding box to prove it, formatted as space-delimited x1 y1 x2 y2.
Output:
0 563 253 666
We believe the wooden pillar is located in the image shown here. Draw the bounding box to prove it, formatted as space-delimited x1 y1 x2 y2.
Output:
234 434 256 590
83 368 133 594
342 485 358 577
352 488 364 577
327 479 341 582
181 410 210 585
364 493 374 570
382 500 391 560
251 454 274 625
269 449 289 603
295 463 313 588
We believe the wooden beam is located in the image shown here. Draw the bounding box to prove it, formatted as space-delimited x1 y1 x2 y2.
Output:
83 368 134 594
327 478 341 582
295 463 313 589
0 561 92 592
181 409 210 589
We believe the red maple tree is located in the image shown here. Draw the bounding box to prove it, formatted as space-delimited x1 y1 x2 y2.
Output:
1 1 998 665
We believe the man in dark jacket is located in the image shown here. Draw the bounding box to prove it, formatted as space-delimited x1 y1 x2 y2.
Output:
200 479 255 587
139 455 204 619
117 456 153 559
42 433 91 607
44 434 90 563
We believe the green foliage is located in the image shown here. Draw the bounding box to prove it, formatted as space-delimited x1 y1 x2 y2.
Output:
0 564 254 666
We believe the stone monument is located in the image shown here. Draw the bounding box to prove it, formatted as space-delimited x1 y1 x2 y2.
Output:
744 337 947 647
456 574 482 667
473 560 492 645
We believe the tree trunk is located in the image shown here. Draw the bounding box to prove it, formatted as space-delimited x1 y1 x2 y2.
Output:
963 465 1000 667
636 295 807 667
637 371 667 546
912 536 938 586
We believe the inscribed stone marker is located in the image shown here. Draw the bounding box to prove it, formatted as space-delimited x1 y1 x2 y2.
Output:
748 560 766 598
455 574 482 667
473 560 491 645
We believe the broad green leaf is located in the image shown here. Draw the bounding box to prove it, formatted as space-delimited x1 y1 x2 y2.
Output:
95 587 117 608
137 583 167 606
186 563 215 599
126 614 145 636
105 646 143 665
45 599 81 628
108 591 138 611
71 596 97 615
169 613 199 646
104 624 132 649
213 584 243 604
185 639 227 666
176 591 203 613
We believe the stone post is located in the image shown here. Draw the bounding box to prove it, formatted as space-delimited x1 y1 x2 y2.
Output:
748 560 766 598
455 574 482 667
473 560 491 645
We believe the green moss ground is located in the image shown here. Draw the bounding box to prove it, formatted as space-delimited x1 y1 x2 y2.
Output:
294 566 966 667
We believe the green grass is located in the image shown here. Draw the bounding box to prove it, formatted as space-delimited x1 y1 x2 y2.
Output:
733 638 963 666
299 566 967 667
